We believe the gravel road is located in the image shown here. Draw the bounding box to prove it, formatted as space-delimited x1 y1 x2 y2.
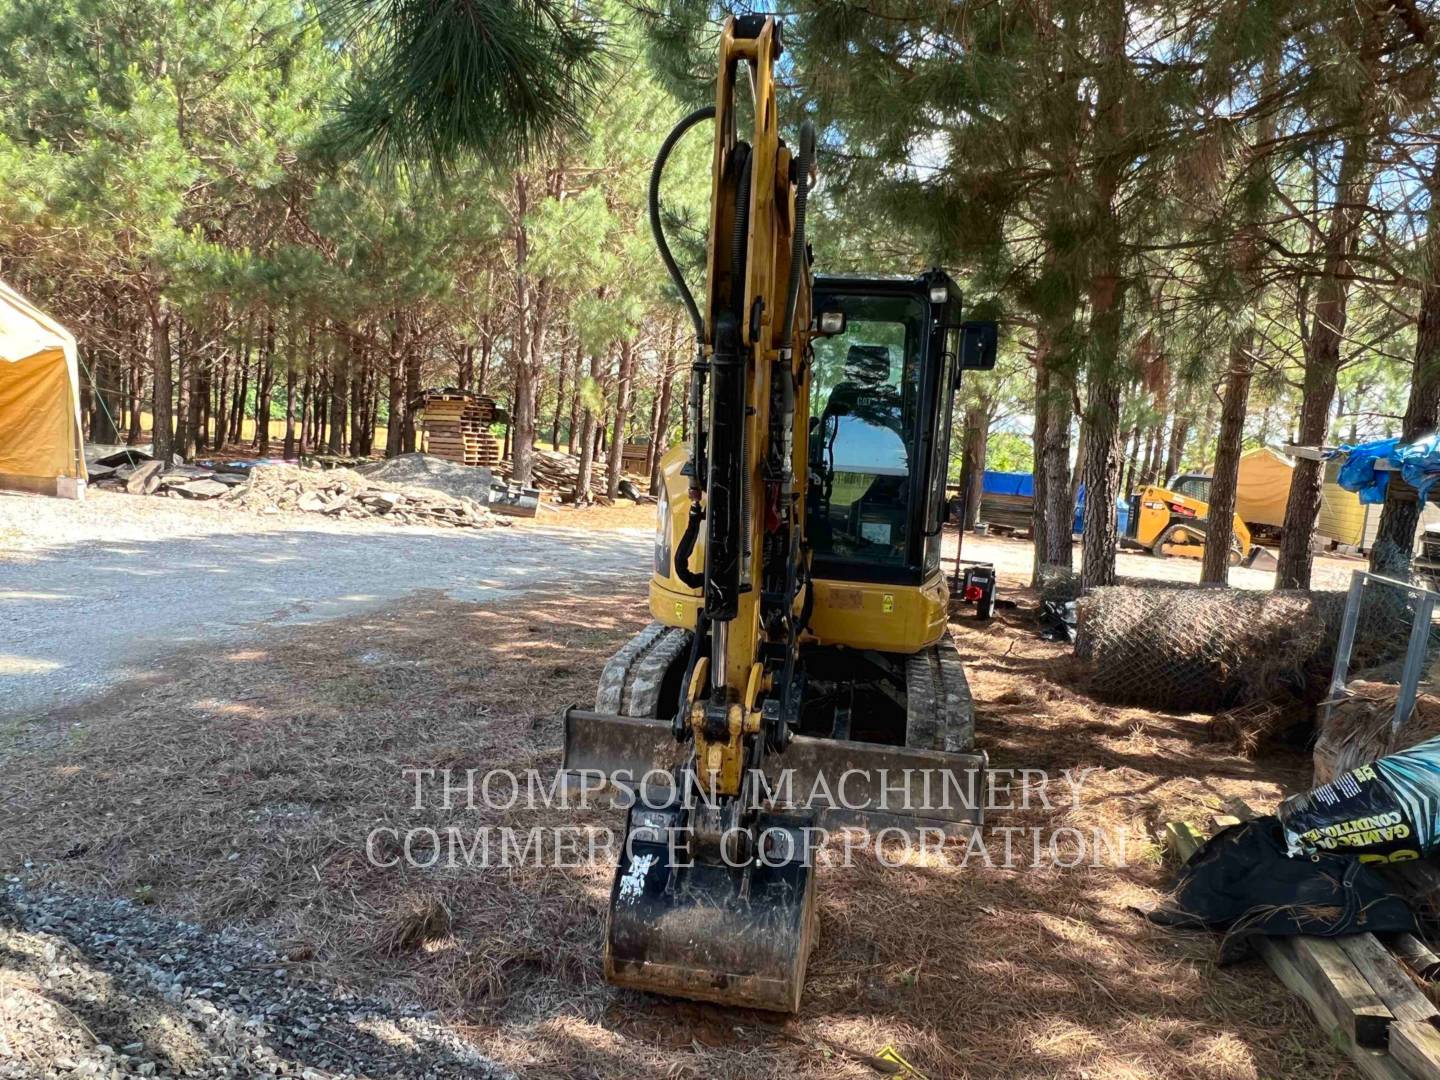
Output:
0 882 512 1080
0 491 651 720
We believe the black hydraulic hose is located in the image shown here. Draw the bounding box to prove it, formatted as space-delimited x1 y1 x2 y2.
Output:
649 105 714 346
673 503 704 590
779 121 816 352
649 105 715 585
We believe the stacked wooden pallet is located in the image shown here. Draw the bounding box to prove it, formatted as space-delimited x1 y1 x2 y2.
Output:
979 491 1033 534
1166 803 1440 1079
620 441 650 476
420 391 502 467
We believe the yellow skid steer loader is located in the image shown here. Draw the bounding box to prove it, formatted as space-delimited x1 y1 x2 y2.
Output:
1122 473 1262 567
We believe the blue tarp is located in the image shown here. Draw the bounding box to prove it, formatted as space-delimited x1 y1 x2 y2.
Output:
1336 438 1398 504
1334 435 1440 505
982 470 1034 497
1399 435 1440 504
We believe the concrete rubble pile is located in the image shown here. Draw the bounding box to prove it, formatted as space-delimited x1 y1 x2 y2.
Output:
221 464 505 528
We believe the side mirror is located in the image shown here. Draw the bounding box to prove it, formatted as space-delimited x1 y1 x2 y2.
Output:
814 310 847 337
960 320 998 370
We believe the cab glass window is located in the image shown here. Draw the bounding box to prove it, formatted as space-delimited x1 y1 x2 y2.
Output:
807 294 925 568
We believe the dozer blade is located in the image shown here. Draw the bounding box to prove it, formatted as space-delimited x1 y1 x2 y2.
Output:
562 708 986 835
605 800 819 1012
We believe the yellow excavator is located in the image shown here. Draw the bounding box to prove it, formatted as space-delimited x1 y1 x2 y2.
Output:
560 15 997 1013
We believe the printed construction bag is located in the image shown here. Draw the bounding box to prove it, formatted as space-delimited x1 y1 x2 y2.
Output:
1278 734 1440 863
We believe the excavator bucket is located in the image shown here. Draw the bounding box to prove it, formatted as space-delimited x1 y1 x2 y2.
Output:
566 707 983 1010
604 800 819 1012
1242 545 1277 570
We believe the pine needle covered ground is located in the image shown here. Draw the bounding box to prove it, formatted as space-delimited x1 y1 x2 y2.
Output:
0 561 1355 1079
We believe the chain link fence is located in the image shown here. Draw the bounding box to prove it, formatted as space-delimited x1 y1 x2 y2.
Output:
1075 586 1348 713
1314 573 1440 783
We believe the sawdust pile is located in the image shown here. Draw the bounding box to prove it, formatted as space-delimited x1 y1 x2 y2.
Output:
222 464 505 529
1076 586 1345 712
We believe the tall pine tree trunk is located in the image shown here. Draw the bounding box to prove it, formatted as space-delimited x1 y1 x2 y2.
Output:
1201 334 1255 583
149 305 174 461
551 340 570 449
402 329 421 453
386 314 404 457
1371 159 1440 578
1077 0 1129 591
575 348 606 502
651 356 678 494
510 173 538 484
457 342 474 391
1276 132 1372 589
568 343 583 455
328 333 349 455
255 321 275 455
1032 324 1077 581
606 338 636 498
283 357 298 461
476 331 491 397
956 405 988 530
127 329 145 446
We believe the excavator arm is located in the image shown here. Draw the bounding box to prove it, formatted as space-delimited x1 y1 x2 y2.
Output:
594 15 822 1013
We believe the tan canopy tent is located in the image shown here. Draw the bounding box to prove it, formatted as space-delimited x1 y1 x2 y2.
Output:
0 280 86 499
1234 445 1363 546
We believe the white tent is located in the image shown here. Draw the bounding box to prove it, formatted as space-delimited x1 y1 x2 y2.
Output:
0 280 86 499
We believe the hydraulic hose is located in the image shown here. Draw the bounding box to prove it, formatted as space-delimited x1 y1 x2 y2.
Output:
648 105 714 587
674 503 704 589
779 121 816 353
649 105 715 346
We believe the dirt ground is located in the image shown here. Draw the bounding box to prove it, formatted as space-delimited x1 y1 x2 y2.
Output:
0 488 650 718
0 505 1361 1079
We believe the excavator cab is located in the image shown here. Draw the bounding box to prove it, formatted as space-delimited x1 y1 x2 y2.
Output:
558 15 998 1015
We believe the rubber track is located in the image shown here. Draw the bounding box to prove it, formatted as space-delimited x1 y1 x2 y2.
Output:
594 622 693 719
904 632 975 752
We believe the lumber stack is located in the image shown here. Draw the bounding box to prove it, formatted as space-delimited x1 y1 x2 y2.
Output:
978 491 1032 534
495 448 633 501
420 391 502 468
1165 805 1440 1079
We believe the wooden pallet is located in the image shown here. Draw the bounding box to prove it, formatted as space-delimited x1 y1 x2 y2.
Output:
1164 803 1440 1079
420 393 500 468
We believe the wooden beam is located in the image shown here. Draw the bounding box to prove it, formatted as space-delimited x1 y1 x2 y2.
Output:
1390 1020 1440 1079
1338 934 1439 1025
1164 820 1205 862
1263 937 1412 1080
1388 934 1440 982
1289 936 1395 1047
